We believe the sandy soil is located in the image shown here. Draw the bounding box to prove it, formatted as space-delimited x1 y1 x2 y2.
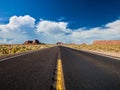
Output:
82 49 120 58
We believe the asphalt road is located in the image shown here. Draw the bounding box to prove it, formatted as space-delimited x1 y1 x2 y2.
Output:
0 46 120 90
60 46 120 90
0 46 58 90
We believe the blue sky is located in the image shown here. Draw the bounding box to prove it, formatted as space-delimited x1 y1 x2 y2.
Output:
0 0 120 44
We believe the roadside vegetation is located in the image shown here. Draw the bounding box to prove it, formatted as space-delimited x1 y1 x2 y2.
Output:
65 44 120 53
0 44 53 56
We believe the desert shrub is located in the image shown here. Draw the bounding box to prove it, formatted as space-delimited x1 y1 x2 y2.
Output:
0 44 51 56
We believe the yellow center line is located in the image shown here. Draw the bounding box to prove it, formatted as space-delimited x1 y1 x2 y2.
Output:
56 47 66 90
56 59 66 90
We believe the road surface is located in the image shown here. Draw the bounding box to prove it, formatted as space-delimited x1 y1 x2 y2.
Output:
0 46 58 90
0 46 120 90
60 46 120 90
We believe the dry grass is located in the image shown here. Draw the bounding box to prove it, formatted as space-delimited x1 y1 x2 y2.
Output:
0 44 53 56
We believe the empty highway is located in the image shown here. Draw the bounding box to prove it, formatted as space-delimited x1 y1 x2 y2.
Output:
60 46 120 90
0 46 120 90
0 47 58 90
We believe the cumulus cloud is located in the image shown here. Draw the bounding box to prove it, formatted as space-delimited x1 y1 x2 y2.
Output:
36 19 120 44
0 15 36 44
0 15 120 44
36 20 71 43
36 20 71 34
70 20 120 44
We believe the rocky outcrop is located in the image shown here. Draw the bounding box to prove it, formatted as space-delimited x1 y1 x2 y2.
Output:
93 40 120 45
56 42 64 45
24 39 41 45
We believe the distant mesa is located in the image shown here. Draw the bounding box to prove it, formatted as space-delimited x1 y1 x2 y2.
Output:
93 40 120 45
56 42 64 45
24 39 45 45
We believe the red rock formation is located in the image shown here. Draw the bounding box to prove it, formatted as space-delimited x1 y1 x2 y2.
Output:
32 39 40 44
93 40 120 45
24 41 33 44
24 39 41 45
56 42 64 45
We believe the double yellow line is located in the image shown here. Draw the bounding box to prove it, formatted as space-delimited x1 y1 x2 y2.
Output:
56 47 66 90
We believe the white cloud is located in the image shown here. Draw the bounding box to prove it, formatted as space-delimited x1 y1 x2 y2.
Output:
36 20 71 34
36 19 120 44
0 15 36 44
36 20 72 43
0 15 120 44
70 20 120 44
9 15 35 28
